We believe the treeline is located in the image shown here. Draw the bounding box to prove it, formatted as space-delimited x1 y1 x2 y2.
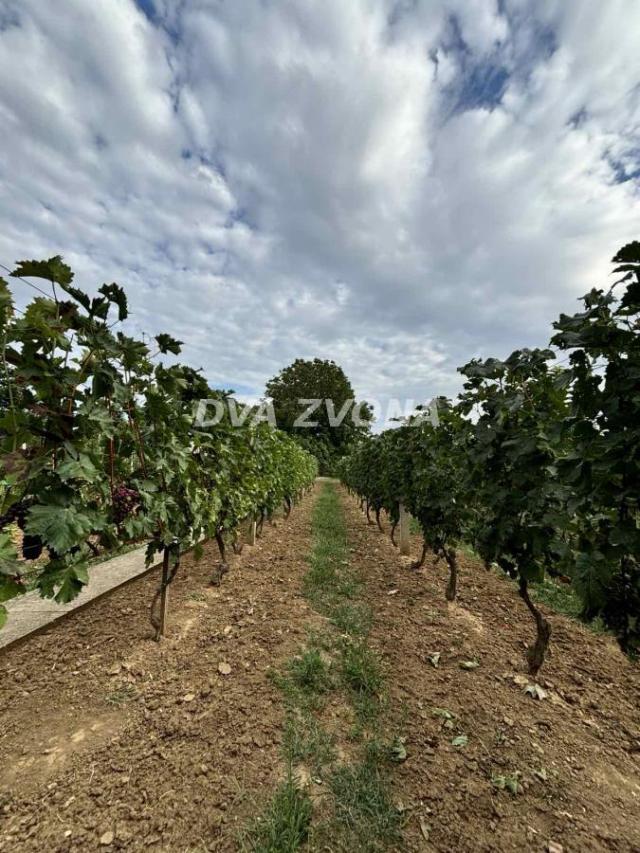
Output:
340 242 640 672
0 257 317 636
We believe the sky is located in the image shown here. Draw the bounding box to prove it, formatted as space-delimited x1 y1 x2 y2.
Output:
0 0 639 422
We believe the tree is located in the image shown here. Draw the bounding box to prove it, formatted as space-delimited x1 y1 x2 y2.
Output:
265 358 371 473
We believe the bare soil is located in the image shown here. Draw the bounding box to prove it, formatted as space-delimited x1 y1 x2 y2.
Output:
343 496 640 852
0 492 318 852
1 485 639 852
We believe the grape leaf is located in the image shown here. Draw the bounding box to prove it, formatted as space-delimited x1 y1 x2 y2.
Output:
12 256 74 286
99 282 128 321
25 505 95 553
156 333 183 355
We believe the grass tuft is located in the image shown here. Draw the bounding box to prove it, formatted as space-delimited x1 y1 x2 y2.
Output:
287 648 333 695
341 640 383 698
326 756 402 851
244 775 312 853
330 602 372 637
283 715 336 774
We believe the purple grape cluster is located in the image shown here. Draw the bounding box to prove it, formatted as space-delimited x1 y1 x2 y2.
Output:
21 534 43 560
112 485 140 524
0 502 26 531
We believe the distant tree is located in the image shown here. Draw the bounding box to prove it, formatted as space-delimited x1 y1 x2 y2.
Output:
265 358 372 473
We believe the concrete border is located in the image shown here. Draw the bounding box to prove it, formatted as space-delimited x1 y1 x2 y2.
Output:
0 545 160 652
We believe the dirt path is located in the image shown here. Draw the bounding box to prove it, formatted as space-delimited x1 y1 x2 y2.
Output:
1 484 639 852
0 489 318 852
342 491 640 852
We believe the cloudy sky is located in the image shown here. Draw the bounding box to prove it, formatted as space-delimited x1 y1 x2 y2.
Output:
0 0 639 419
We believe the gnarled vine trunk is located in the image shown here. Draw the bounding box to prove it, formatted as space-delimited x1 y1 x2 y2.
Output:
390 520 397 546
150 546 180 640
212 530 230 585
375 507 383 532
232 529 243 555
518 578 551 675
412 539 427 571
445 547 458 601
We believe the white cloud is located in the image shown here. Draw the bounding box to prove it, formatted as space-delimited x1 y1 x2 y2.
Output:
0 0 639 410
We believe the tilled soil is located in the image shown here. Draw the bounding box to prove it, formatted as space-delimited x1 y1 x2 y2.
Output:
342 495 640 852
0 491 318 852
1 484 639 852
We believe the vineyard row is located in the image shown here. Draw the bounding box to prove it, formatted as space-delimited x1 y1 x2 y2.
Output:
0 257 317 638
340 240 640 672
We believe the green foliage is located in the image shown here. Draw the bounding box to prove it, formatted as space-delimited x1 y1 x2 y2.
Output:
551 241 640 652
0 257 317 624
492 773 520 795
266 358 372 473
457 348 568 672
292 433 342 476
340 241 640 666
282 715 336 774
303 483 355 610
12 256 74 286
531 577 582 618
330 601 372 636
458 348 569 586
340 400 471 598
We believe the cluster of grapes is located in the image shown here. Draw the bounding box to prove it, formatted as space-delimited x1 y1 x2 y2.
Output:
0 502 44 560
112 485 140 525
0 502 26 531
21 535 43 561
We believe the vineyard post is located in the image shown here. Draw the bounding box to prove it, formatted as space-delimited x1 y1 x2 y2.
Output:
159 547 170 637
399 502 411 556
248 519 257 546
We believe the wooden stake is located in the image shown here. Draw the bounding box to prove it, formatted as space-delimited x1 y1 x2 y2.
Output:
399 502 411 556
159 547 170 637
248 520 257 546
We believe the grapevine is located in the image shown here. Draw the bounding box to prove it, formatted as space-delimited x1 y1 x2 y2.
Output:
341 241 640 671
0 258 317 635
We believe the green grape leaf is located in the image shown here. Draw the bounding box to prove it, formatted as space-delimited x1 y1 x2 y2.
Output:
57 454 100 483
99 282 128 321
54 564 89 604
25 505 95 553
155 333 183 355
12 256 74 286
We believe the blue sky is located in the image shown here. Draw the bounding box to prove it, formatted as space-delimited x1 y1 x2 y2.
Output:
0 0 638 412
